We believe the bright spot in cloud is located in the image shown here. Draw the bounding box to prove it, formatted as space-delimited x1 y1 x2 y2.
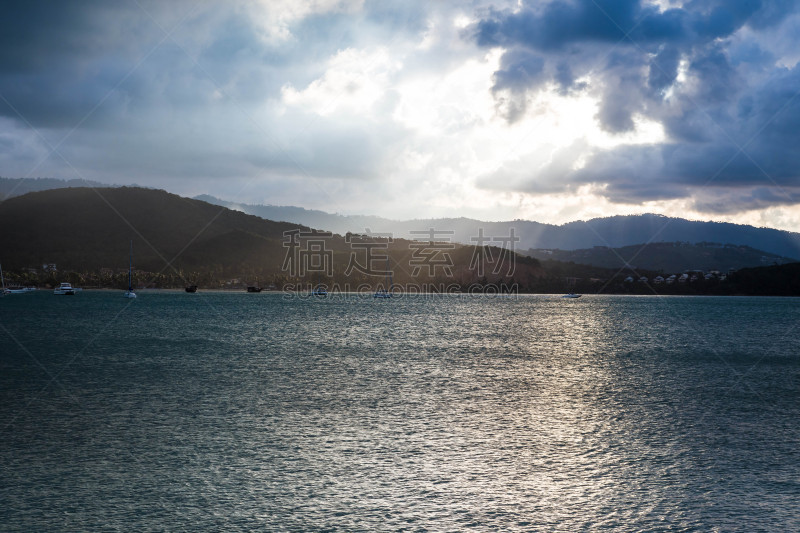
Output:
281 47 402 117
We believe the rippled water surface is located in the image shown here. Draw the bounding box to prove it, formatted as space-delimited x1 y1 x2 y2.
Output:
2 291 799 531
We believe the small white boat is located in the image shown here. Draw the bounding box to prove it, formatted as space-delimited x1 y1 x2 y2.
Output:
7 287 32 294
54 282 76 295
562 293 581 298
312 285 328 297
124 240 137 298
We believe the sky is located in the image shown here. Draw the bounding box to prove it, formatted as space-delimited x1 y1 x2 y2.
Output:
2 0 800 229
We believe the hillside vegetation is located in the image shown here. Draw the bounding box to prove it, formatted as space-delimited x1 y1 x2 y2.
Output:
525 242 797 272
0 187 543 290
2 187 798 295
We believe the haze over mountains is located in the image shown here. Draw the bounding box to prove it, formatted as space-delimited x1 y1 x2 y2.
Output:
196 194 800 259
2 179 800 268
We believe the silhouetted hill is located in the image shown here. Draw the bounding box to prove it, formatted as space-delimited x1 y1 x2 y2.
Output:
557 215 800 258
0 187 305 273
0 187 544 289
6 187 797 294
196 196 800 258
725 263 800 296
526 242 797 273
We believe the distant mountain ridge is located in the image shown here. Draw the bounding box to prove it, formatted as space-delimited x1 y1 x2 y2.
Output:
0 177 117 199
192 194 390 234
527 242 797 273
3 187 799 294
196 195 800 259
4 182 798 259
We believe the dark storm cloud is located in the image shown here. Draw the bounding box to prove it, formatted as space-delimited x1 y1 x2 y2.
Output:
0 1 351 128
492 48 546 92
471 0 800 211
691 186 800 213
0 1 110 73
0 2 143 126
0 0 444 193
556 60 800 213
647 45 681 92
474 0 644 50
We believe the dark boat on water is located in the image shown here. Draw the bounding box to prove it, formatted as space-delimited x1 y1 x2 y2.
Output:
246 286 263 293
185 285 198 293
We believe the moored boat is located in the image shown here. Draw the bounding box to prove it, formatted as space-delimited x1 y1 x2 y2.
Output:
123 240 137 298
0 263 7 296
312 285 328 296
54 282 76 295
374 256 393 299
185 285 198 293
7 287 33 294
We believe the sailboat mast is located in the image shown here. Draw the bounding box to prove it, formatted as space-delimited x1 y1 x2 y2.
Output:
386 256 391 293
128 241 133 291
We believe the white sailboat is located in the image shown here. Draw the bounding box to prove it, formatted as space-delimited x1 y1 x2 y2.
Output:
374 256 392 298
124 241 137 298
312 274 327 296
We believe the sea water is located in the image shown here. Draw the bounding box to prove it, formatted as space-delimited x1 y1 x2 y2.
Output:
1 291 799 531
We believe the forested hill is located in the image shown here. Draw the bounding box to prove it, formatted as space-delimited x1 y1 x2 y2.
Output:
0 187 543 288
0 187 305 273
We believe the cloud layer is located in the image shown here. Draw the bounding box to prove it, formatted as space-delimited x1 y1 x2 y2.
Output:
472 0 800 213
1 1 800 224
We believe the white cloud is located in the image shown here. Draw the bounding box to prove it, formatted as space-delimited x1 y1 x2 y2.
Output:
281 47 402 117
249 0 365 42
2 0 800 232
